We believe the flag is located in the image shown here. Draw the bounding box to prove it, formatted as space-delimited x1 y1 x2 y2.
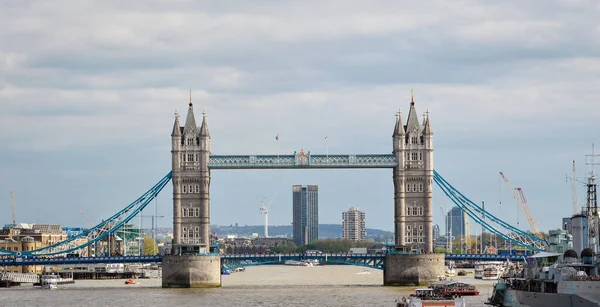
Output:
275 134 279 141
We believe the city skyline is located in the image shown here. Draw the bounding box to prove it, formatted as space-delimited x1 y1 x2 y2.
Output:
1 1 600 234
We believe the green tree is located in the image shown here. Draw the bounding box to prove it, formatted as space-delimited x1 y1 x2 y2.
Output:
143 235 158 255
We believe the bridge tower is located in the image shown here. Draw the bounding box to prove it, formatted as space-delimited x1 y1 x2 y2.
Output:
170 93 212 254
392 92 434 253
163 94 220 288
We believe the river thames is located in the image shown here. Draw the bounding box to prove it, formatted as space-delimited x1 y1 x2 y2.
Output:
0 266 495 307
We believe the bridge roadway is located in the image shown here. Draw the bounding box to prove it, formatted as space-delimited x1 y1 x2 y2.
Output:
0 253 524 268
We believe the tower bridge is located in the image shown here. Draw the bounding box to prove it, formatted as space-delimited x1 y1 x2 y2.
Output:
0 92 547 287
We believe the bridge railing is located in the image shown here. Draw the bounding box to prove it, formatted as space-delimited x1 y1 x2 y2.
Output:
209 154 397 169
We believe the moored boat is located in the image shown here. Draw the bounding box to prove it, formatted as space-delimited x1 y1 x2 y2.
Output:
40 275 58 290
428 280 479 296
396 288 466 307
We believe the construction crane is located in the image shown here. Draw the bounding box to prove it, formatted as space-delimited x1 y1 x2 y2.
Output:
499 172 541 235
140 215 165 240
80 211 94 227
515 188 541 235
10 190 15 229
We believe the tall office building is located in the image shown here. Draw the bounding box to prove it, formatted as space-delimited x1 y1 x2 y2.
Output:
292 185 319 245
342 207 366 241
432 224 440 240
446 206 468 239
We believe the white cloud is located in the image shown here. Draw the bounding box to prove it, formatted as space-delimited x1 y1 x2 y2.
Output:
0 0 599 232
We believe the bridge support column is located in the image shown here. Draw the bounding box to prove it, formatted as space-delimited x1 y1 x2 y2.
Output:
383 253 444 286
162 254 221 288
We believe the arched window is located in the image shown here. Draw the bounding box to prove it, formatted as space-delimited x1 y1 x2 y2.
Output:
195 185 200 193
182 185 187 193
406 184 411 192
419 152 423 160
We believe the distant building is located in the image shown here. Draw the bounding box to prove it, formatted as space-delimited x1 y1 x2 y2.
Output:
562 217 572 234
292 185 319 245
446 206 467 239
342 207 366 241
432 224 440 240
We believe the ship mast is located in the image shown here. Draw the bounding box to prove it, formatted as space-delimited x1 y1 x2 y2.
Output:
585 144 600 254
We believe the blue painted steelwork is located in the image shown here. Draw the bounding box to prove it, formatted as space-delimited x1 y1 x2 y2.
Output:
0 253 525 267
62 227 86 238
0 172 173 257
209 154 397 169
434 171 548 251
0 167 548 259
445 253 525 262
0 255 162 266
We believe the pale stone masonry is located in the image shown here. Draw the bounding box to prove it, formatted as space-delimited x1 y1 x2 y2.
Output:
392 94 434 253
170 97 211 254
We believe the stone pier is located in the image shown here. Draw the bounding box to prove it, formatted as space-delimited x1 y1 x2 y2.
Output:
161 255 221 288
383 253 444 286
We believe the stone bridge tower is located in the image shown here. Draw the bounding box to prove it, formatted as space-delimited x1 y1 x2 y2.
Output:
392 92 433 253
170 94 211 254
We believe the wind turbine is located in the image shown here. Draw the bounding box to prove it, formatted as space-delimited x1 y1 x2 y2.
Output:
260 197 272 238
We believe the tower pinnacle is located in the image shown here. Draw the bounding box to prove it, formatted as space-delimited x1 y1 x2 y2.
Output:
411 89 415 105
189 89 193 107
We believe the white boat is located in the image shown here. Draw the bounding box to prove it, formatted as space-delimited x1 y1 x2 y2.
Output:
396 288 466 307
482 266 501 280
40 275 58 290
284 260 309 266
474 262 485 279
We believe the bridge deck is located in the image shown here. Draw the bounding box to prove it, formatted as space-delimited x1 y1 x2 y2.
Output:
0 253 524 267
209 154 397 169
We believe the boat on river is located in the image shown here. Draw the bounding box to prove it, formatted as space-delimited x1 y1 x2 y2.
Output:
396 288 466 307
428 280 479 296
40 275 58 290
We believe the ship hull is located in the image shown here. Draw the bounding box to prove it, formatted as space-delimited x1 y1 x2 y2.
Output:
506 289 600 307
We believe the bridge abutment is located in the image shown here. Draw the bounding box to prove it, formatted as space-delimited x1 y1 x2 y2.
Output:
162 255 221 288
383 253 444 286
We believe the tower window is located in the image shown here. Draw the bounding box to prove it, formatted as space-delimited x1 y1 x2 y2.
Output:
411 137 418 144
183 185 187 193
412 152 418 160
419 184 423 192
406 184 411 192
195 185 200 193
419 152 423 160
188 154 193 161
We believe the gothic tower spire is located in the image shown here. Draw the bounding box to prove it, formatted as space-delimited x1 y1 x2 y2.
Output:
184 91 198 134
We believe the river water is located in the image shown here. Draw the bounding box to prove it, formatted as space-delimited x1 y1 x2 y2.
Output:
0 266 495 307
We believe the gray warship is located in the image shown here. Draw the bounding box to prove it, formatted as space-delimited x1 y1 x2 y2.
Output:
487 167 600 307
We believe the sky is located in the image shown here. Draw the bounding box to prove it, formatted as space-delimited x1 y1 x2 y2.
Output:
1 0 600 234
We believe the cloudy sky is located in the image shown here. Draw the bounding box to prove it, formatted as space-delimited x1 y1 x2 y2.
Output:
1 1 599 236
